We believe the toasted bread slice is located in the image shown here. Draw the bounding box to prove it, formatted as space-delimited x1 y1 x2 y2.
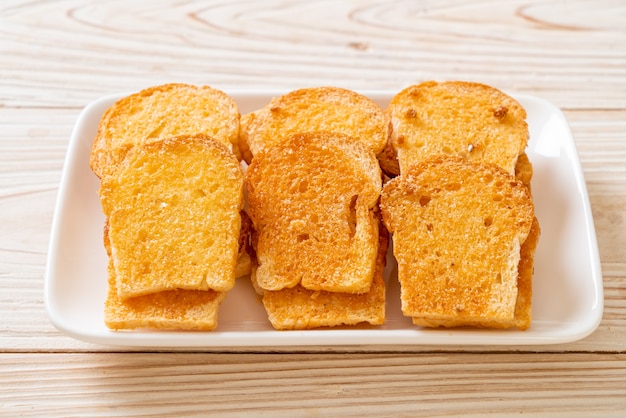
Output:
104 259 226 331
240 86 389 163
381 156 534 328
91 83 240 179
388 81 528 175
246 132 382 293
257 225 388 330
100 134 244 299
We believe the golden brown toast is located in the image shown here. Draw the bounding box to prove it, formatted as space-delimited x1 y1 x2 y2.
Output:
91 83 240 179
388 81 528 175
246 132 382 293
239 86 389 163
100 134 244 299
104 259 226 331
258 225 388 330
381 156 535 329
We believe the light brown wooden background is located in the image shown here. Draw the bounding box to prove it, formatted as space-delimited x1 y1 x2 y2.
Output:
1 0 625 416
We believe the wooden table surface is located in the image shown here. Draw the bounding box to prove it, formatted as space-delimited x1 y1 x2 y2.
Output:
1 0 625 416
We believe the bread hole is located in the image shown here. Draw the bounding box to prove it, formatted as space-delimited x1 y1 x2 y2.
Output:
348 194 358 238
297 233 310 243
493 106 508 119
484 217 493 227
445 183 461 191
442 146 453 155
298 180 309 193
492 194 503 202
495 180 504 187
495 273 502 284
483 174 494 184
426 223 433 232
419 195 431 207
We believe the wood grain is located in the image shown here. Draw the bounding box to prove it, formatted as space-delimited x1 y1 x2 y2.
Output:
0 0 625 414
1 352 625 416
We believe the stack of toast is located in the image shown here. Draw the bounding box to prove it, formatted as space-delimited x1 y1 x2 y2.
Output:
242 87 390 329
91 81 540 332
380 81 540 329
91 83 248 331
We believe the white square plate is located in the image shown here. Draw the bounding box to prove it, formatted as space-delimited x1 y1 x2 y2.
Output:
45 90 603 348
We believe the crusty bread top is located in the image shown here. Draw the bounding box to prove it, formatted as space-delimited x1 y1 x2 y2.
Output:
246 132 382 293
388 81 528 175
100 134 244 299
91 83 240 178
240 86 389 162
259 225 388 330
381 156 534 326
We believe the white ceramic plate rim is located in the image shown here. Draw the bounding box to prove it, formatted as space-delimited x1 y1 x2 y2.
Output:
44 89 603 348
